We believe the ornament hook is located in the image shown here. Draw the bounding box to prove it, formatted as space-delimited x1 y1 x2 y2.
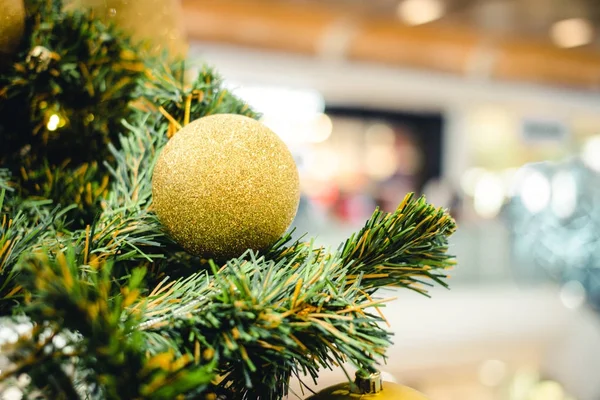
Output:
352 370 383 394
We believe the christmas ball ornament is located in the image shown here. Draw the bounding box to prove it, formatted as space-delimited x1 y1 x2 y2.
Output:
0 0 25 56
152 114 300 259
307 371 428 400
66 0 188 59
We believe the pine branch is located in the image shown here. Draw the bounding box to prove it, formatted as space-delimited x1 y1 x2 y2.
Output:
0 169 12 191
139 63 260 132
339 193 456 294
3 189 456 399
261 230 313 264
0 0 144 225
18 161 110 222
265 194 456 295
1 247 216 400
86 111 199 281
135 249 392 400
85 125 166 264
0 181 75 315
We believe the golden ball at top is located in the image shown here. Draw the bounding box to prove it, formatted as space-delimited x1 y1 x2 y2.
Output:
0 0 25 56
66 0 188 59
152 114 300 260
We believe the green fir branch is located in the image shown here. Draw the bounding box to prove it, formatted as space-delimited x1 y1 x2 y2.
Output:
340 193 457 293
0 184 75 315
134 249 392 400
0 0 144 225
138 63 260 130
1 247 216 400
264 193 456 296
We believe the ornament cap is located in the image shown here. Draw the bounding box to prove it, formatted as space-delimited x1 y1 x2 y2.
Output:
306 369 429 399
352 370 383 394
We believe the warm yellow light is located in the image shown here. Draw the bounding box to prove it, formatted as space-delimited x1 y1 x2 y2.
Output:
309 113 333 143
365 145 398 180
397 0 444 26
478 359 507 387
460 167 486 196
47 114 60 131
529 381 565 400
473 172 504 218
366 123 395 146
308 148 340 181
550 18 594 48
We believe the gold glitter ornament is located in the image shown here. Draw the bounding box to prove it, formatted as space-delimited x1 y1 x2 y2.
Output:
152 114 300 260
307 371 429 400
0 0 25 56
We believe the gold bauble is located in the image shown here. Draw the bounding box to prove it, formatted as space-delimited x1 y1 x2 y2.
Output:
66 0 188 59
306 372 428 400
152 114 300 260
0 0 25 56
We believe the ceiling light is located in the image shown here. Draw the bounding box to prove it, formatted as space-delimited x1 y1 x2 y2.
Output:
550 18 594 48
397 0 444 26
551 170 577 219
519 170 550 214
582 135 600 171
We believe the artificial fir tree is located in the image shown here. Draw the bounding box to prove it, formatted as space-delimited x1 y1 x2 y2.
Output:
0 1 457 399
0 0 144 225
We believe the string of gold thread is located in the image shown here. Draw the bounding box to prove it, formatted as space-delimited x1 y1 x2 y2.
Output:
167 123 176 138
184 94 192 126
360 290 391 327
158 106 182 137
158 94 192 138
83 225 90 265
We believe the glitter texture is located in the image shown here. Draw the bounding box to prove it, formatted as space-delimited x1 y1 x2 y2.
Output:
67 0 188 59
0 0 25 55
152 114 300 260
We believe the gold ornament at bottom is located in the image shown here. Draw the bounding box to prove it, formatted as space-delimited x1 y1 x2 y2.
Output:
152 114 300 260
306 371 428 400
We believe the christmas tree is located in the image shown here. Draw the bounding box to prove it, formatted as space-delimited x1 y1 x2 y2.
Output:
0 1 457 399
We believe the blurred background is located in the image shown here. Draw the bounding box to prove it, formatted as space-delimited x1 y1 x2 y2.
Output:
110 0 600 398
